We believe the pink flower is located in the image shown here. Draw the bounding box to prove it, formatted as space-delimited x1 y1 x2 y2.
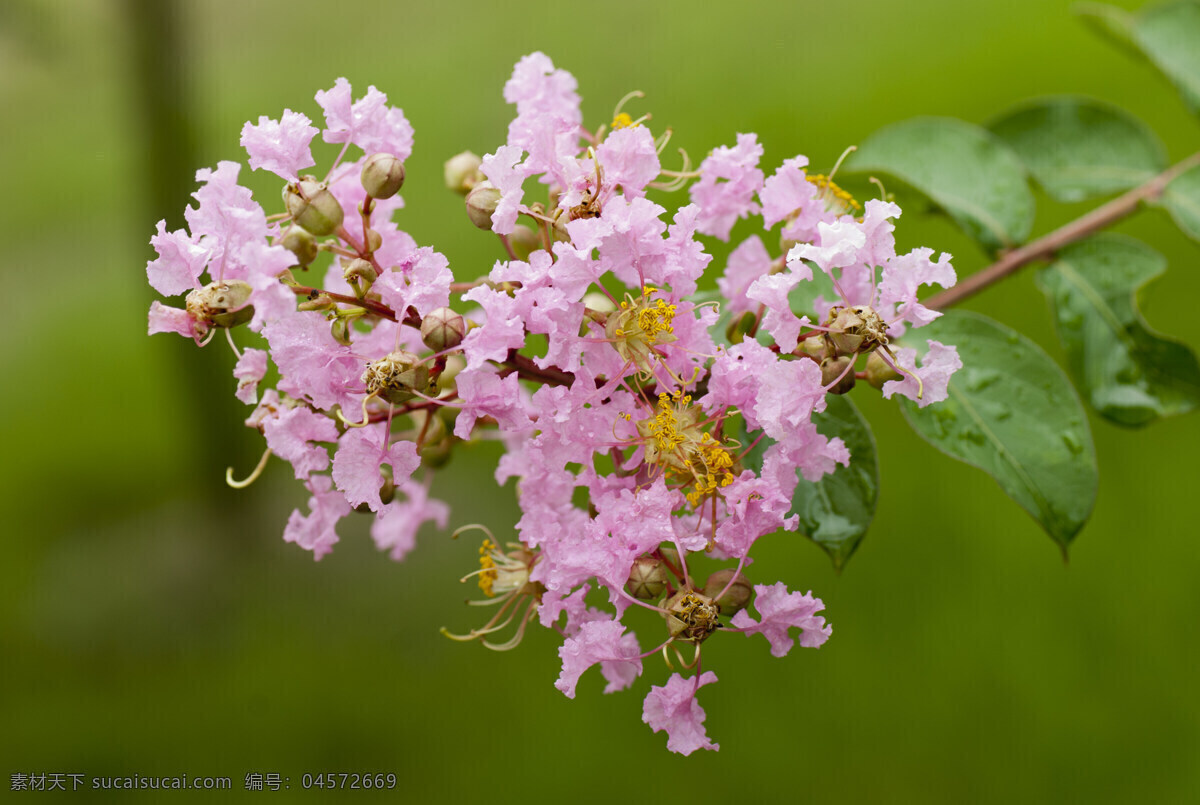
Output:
147 300 198 339
731 581 831 657
370 481 449 561
256 393 339 481
146 220 208 296
689 133 764 241
184 162 268 283
594 125 660 198
315 78 414 160
882 340 962 407
719 235 773 317
480 145 526 236
555 618 643 699
331 424 420 513
453 369 528 439
283 474 350 560
642 672 720 755
233 348 268 405
239 109 318 182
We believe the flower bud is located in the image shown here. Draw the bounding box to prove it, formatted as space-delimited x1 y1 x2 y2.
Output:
509 224 541 260
582 292 616 314
725 311 757 345
865 350 902 390
821 355 856 394
465 182 501 230
437 354 466 393
703 569 752 616
420 437 454 469
343 257 377 285
280 225 318 267
185 280 254 329
364 228 383 253
420 307 466 351
330 316 353 346
360 152 405 199
444 150 484 195
626 556 669 601
283 176 344 236
799 336 826 361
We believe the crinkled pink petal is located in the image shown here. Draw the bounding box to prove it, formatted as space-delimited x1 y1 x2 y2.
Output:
374 246 452 319
503 52 582 127
760 155 815 228
370 481 449 561
261 403 339 481
480 145 526 235
262 311 361 412
461 284 526 370
240 109 318 182
332 425 420 513
233 348 269 405
746 272 808 352
453 369 528 439
731 581 831 657
662 203 711 298
315 78 413 160
642 671 720 756
595 125 660 197
147 301 198 339
689 133 764 241
555 618 643 699
184 162 268 282
283 475 350 560
788 217 867 275
882 340 962 407
879 248 956 330
147 220 209 296
720 234 774 316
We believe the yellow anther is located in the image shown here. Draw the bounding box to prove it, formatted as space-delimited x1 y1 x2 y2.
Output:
612 112 636 129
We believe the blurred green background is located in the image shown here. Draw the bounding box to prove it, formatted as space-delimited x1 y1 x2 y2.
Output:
3 0 1198 801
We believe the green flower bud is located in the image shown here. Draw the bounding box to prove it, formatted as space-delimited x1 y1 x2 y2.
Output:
280 225 318 267
364 228 383 253
582 291 616 314
821 355 856 394
444 151 484 195
343 257 377 285
185 280 254 329
509 224 541 260
865 350 902 390
703 569 753 616
626 556 669 601
465 182 501 230
420 307 466 351
798 336 826 361
330 316 353 346
283 176 344 236
725 311 757 345
360 152 406 199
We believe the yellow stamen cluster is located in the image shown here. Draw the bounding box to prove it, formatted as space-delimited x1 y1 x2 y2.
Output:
807 173 862 213
478 538 499 597
612 112 636 129
607 287 679 375
636 391 735 507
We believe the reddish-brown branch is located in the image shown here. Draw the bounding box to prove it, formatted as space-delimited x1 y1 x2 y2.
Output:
927 151 1200 310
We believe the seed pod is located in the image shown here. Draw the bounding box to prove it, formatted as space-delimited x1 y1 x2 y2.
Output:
626 556 669 601
280 225 318 267
444 151 483 195
360 152 405 199
283 176 344 236
465 182 501 230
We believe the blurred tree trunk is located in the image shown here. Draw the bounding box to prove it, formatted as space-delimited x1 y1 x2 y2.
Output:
121 0 257 514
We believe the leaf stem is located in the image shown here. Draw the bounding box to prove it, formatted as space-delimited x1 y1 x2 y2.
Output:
927 151 1200 310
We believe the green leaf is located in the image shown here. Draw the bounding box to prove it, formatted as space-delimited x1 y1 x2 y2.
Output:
988 97 1165 202
792 395 879 571
899 311 1097 552
1160 162 1200 241
1133 0 1200 112
846 117 1034 252
1075 2 1142 57
1038 234 1200 426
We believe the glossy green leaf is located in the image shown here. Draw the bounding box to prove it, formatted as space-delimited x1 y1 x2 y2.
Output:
793 395 878 571
1075 2 1142 57
1039 234 1200 426
899 311 1097 552
1160 162 1200 240
989 97 1165 202
1133 0 1200 111
846 117 1034 252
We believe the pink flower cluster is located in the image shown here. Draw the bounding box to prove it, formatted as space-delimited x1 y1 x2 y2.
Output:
144 53 960 754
